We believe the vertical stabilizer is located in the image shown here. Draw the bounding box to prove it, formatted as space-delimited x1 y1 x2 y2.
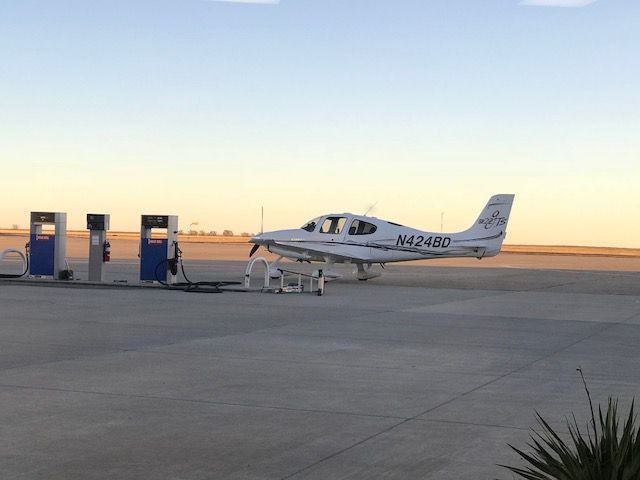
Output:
459 194 515 255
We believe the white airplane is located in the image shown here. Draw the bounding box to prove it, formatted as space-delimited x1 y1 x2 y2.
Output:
249 194 514 280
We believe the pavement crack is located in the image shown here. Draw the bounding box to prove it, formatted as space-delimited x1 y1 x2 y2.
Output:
279 320 622 480
415 417 531 432
0 382 406 421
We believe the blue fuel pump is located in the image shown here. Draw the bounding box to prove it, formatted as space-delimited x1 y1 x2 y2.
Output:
29 212 70 279
139 215 178 284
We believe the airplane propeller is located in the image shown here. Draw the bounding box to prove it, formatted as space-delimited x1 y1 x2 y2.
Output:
249 244 260 257
363 201 379 217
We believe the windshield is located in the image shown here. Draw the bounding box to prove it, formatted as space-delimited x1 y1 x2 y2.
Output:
301 217 321 232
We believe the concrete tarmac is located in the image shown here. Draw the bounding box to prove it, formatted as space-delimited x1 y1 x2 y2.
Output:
1 260 640 479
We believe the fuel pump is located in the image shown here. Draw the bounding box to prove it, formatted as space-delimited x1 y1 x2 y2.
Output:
87 214 110 282
29 212 69 279
139 215 178 284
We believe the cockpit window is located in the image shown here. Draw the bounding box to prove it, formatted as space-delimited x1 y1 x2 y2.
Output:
348 220 377 235
319 217 347 234
301 217 321 232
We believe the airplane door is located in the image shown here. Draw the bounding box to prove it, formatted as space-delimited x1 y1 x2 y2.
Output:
345 219 376 261
318 216 348 243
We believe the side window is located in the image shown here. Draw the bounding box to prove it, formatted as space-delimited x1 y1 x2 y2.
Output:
320 217 347 234
348 220 377 235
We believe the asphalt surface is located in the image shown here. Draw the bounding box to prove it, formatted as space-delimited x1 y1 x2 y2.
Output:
1 260 640 479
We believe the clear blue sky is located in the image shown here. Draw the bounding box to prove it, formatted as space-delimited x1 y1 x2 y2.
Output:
1 0 638 246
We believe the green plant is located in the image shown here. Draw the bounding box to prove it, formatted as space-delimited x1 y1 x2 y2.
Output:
500 369 640 480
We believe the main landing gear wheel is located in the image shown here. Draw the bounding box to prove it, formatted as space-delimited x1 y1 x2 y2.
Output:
355 263 381 281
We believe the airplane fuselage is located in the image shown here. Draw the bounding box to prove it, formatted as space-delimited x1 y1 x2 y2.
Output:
252 214 502 264
249 195 514 279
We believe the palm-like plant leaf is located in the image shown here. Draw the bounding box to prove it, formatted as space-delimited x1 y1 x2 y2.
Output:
500 398 640 480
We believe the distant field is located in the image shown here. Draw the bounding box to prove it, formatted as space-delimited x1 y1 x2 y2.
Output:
1 229 638 257
502 244 640 257
2 231 640 271
0 229 249 244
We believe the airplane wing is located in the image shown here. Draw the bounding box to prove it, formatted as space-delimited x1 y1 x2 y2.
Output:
274 241 373 262
367 241 491 257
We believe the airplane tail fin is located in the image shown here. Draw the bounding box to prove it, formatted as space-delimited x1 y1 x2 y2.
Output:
458 194 515 256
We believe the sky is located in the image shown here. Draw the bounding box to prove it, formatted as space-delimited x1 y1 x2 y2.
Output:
1 0 638 246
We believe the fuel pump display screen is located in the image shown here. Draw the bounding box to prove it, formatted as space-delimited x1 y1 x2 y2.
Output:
87 214 108 231
142 215 169 229
31 212 56 224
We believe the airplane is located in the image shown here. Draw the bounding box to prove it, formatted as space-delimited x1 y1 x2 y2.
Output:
249 194 514 280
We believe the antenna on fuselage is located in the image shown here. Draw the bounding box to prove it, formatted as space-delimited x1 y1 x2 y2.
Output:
261 206 264 234
363 201 378 217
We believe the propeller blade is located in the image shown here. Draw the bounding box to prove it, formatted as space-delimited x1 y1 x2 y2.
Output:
249 244 260 257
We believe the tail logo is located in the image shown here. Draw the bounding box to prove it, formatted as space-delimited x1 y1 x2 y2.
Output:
479 210 507 230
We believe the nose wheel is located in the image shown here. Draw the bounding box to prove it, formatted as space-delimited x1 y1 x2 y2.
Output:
268 256 284 279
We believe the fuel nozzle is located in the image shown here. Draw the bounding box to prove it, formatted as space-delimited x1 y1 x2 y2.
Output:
168 241 180 276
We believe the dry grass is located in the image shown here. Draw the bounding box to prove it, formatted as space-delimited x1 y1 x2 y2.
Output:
502 244 640 258
0 229 251 244
1 229 638 257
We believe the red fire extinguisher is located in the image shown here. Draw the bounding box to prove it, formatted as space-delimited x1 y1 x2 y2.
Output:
103 241 111 262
